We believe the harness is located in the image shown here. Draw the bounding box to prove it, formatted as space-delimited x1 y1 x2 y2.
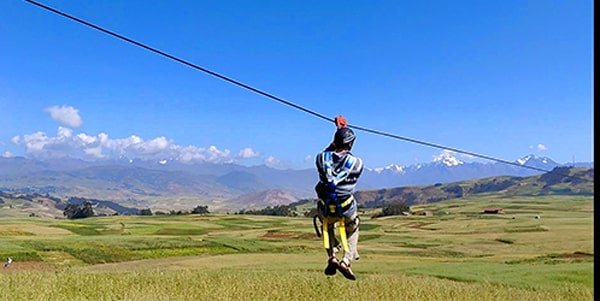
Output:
318 195 355 217
318 151 357 253
321 151 356 216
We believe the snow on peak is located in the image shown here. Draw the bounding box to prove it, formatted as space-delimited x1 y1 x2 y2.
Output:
370 164 405 174
516 154 553 165
385 164 404 173
159 159 168 165
516 154 535 165
433 151 464 167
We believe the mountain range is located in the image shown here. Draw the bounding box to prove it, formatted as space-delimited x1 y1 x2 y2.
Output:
0 166 593 217
0 154 593 210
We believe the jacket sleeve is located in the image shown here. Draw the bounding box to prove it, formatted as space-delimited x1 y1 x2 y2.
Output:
314 152 328 199
315 152 327 183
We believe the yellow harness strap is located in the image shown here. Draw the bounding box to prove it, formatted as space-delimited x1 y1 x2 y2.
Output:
338 217 350 253
322 216 350 253
322 217 329 249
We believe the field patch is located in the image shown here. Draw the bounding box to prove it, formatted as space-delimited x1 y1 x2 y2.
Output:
261 230 314 240
0 224 72 236
506 252 594 265
153 227 207 236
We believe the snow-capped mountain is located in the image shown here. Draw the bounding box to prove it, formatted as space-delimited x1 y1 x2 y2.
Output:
432 151 464 167
360 154 565 189
515 154 557 168
368 164 405 174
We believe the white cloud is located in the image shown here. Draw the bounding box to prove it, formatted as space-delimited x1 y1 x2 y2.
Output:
2 151 14 158
177 145 206 162
265 156 280 167
45 105 82 128
529 143 548 152
98 133 109 144
141 137 169 154
58 126 73 139
76 133 97 145
84 146 104 158
237 147 259 158
22 131 51 154
13 127 235 163
205 145 232 162
304 155 312 162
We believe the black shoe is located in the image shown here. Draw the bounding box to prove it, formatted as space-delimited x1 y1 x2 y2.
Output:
324 257 339 276
337 260 356 280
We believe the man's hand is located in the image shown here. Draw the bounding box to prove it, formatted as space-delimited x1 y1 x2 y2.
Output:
334 115 348 129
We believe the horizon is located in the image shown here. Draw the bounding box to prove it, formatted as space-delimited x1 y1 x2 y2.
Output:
0 1 594 169
0 151 592 172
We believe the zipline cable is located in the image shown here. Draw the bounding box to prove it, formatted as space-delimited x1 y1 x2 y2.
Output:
24 0 592 182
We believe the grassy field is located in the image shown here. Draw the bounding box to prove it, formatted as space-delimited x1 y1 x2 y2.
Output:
0 195 593 300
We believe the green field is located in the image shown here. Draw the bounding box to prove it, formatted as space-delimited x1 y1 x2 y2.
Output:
0 195 593 300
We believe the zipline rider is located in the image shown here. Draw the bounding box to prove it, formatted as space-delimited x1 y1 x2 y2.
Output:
315 116 364 280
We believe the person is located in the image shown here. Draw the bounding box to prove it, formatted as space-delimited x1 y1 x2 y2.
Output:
315 115 363 280
4 257 12 268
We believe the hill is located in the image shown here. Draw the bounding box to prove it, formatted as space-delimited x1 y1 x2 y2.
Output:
225 189 299 211
0 192 139 218
355 167 593 208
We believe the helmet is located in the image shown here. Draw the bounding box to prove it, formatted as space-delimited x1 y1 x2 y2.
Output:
333 128 356 148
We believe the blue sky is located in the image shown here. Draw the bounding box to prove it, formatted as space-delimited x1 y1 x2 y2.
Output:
0 0 593 169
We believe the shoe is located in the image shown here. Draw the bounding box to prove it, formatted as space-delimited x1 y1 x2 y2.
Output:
337 260 356 280
324 257 339 276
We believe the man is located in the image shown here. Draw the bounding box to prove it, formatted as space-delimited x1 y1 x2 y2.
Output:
315 116 363 280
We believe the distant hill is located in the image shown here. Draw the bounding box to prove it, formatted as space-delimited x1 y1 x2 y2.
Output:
0 157 315 200
355 167 594 208
216 171 268 193
225 189 299 211
0 192 139 218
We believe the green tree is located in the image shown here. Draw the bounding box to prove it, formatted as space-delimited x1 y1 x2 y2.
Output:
139 208 153 216
372 203 410 218
191 205 209 214
63 201 94 219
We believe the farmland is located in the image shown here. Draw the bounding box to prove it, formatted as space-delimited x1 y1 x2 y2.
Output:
0 195 593 300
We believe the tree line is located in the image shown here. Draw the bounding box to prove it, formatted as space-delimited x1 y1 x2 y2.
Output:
63 202 210 219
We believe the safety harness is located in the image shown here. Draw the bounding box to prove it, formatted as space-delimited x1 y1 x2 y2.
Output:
318 151 356 253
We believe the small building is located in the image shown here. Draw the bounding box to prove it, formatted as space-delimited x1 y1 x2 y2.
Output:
482 208 504 214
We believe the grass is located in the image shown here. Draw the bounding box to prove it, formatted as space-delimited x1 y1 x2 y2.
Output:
2 269 592 301
0 195 593 300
